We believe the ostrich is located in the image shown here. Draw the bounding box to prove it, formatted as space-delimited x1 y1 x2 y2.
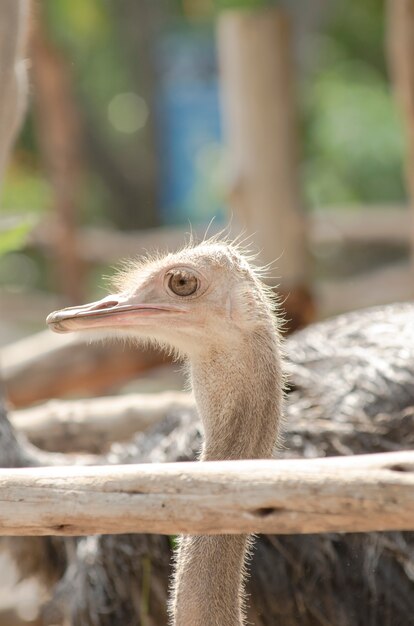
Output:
2 302 413 624
46 240 284 626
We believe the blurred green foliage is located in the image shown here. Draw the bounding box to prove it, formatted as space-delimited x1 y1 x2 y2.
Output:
0 0 407 224
327 0 386 75
44 0 132 144
0 217 32 256
46 0 110 43
303 0 405 208
1 166 51 216
0 107 51 218
214 0 276 10
303 61 405 206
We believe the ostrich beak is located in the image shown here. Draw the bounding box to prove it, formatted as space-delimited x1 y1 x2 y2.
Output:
46 294 185 334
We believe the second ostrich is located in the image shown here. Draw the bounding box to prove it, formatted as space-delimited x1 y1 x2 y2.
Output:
47 240 284 626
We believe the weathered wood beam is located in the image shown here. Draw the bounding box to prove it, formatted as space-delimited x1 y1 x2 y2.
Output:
310 206 411 246
1 330 166 408
26 207 412 267
0 452 412 536
318 261 412 317
10 391 193 453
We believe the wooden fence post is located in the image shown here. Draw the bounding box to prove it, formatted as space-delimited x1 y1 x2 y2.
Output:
217 6 314 330
386 0 414 290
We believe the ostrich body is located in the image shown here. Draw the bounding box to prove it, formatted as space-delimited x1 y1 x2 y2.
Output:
47 241 284 626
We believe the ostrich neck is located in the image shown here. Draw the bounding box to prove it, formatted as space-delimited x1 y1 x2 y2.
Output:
191 330 282 460
172 328 283 626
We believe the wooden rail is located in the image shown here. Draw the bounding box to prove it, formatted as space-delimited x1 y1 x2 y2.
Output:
10 391 192 452
1 330 166 407
28 206 412 265
0 451 413 536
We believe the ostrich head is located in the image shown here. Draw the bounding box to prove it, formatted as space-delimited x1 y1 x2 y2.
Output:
47 240 277 357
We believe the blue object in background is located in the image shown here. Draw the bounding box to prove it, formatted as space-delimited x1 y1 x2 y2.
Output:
156 27 225 225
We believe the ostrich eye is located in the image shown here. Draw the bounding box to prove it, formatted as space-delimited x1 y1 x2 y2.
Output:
168 271 199 297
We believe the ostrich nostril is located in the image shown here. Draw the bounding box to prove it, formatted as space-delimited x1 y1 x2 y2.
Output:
91 300 119 311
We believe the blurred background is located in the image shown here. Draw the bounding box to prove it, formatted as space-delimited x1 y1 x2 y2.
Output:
1 2 414 623
0 0 413 341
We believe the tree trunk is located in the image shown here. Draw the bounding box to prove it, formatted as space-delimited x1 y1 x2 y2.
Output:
0 0 29 189
30 11 84 304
